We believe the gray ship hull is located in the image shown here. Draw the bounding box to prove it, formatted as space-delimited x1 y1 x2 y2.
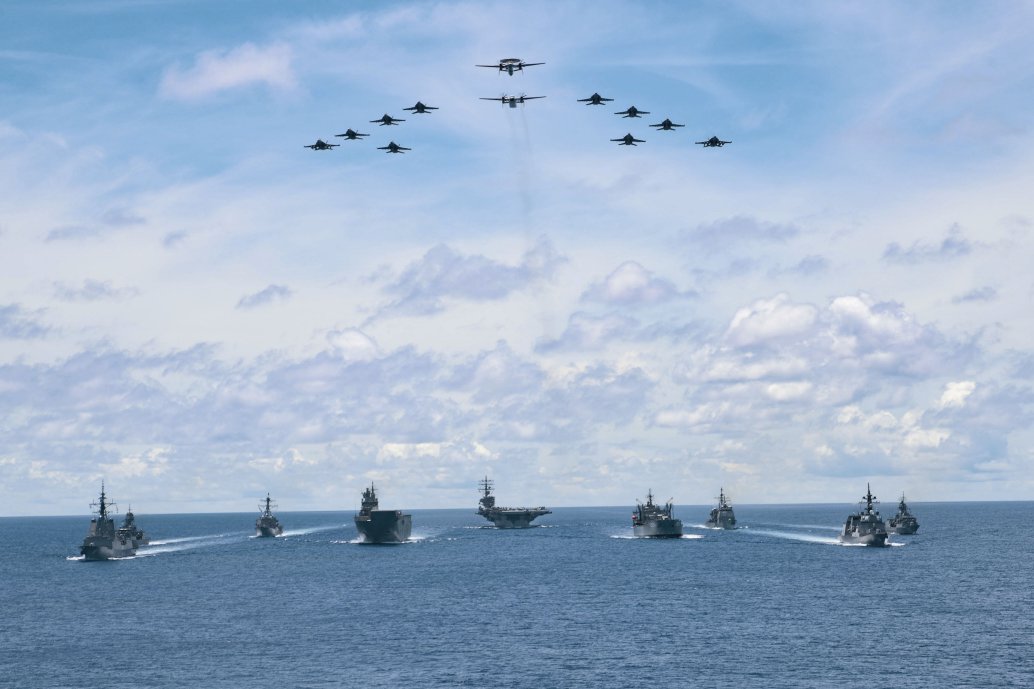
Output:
887 518 918 535
632 519 683 538
81 538 136 561
838 532 889 547
706 510 736 529
355 510 412 543
479 509 550 528
256 525 282 538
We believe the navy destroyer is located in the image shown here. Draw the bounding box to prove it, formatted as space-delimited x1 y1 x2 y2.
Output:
631 490 683 538
255 493 283 537
117 506 149 546
838 484 889 547
80 483 145 560
886 493 919 534
705 488 737 529
476 476 551 528
354 484 412 543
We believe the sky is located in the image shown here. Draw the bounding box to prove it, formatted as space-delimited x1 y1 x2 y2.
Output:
2 0 1034 516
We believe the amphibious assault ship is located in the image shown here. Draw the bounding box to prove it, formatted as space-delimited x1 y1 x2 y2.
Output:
477 476 551 528
839 484 889 547
886 493 919 535
354 484 412 543
255 493 284 537
705 488 737 529
632 490 683 538
80 483 145 560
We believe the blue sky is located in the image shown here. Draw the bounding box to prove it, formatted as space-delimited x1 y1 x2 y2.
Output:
2 0 1033 515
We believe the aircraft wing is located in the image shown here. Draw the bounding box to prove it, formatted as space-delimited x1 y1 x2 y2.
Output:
523 96 546 100
479 97 505 101
521 62 545 67
633 138 645 143
476 64 502 69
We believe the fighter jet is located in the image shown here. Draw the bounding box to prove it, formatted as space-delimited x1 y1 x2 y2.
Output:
651 118 685 131
371 114 405 126
480 94 545 109
403 101 438 114
304 139 339 150
611 133 645 146
378 141 411 154
476 58 544 76
696 136 731 147
615 105 649 118
335 129 369 140
578 92 614 106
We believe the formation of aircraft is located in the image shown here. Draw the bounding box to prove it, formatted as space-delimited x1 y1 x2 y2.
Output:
615 105 649 118
578 92 613 105
480 94 545 109
403 101 438 114
304 139 339 150
651 118 684 131
476 58 544 76
335 129 369 140
611 133 645 146
696 136 731 147
371 113 405 126
378 142 411 154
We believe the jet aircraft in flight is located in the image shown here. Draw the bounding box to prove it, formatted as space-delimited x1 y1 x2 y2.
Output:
578 93 613 105
378 142 411 154
476 58 544 76
403 101 438 114
335 129 369 140
480 94 545 109
611 133 645 146
696 136 731 147
615 106 649 118
304 139 339 150
651 119 684 131
371 114 406 126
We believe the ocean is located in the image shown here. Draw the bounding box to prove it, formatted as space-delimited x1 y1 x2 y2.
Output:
2 501 1032 688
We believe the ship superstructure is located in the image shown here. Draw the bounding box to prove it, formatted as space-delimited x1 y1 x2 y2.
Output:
255 493 284 537
476 476 551 528
354 484 412 543
117 506 150 547
705 488 737 529
632 490 683 538
886 494 919 535
80 483 141 560
839 484 889 547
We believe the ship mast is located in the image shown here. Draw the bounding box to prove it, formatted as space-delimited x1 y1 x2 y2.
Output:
90 481 116 519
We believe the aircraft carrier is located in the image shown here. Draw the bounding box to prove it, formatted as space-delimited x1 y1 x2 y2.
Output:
354 484 412 543
80 484 146 560
631 489 683 538
886 493 919 534
476 476 551 528
705 488 737 529
838 484 889 547
255 493 284 537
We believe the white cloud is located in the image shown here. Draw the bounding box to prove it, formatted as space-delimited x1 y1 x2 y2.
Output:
159 42 296 101
938 381 976 408
725 293 818 348
581 261 688 305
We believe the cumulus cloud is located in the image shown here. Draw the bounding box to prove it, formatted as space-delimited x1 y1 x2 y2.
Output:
373 237 565 319
725 293 818 348
883 225 975 264
236 284 292 310
327 328 380 361
53 279 138 302
938 381 976 408
159 42 296 101
0 304 48 339
581 261 690 305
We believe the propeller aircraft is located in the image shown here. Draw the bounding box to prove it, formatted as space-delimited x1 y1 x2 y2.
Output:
480 94 546 109
476 58 545 76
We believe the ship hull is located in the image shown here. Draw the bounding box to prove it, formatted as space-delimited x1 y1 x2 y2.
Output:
633 519 683 538
80 539 136 561
838 532 889 547
706 511 736 529
479 509 550 529
887 519 918 535
355 511 412 543
255 526 282 538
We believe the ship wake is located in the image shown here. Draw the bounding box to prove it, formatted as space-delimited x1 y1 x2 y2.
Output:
749 528 841 546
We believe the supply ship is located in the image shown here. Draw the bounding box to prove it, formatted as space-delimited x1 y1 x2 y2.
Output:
838 484 889 547
476 476 551 528
631 490 683 538
354 484 412 543
255 493 284 537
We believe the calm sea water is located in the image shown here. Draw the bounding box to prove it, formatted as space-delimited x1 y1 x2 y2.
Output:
2 502 1032 688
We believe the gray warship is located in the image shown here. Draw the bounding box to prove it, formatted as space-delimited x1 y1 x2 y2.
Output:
886 493 919 535
354 484 412 543
255 493 284 537
80 483 146 560
631 490 683 538
838 484 889 547
477 476 551 528
705 487 737 529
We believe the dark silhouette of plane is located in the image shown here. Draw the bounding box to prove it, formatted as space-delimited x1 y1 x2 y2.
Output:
378 141 411 154
578 92 613 105
476 58 544 76
651 119 684 131
335 129 369 140
696 136 731 147
371 114 405 126
615 105 649 118
304 139 339 150
403 101 438 114
480 94 545 109
611 133 645 146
